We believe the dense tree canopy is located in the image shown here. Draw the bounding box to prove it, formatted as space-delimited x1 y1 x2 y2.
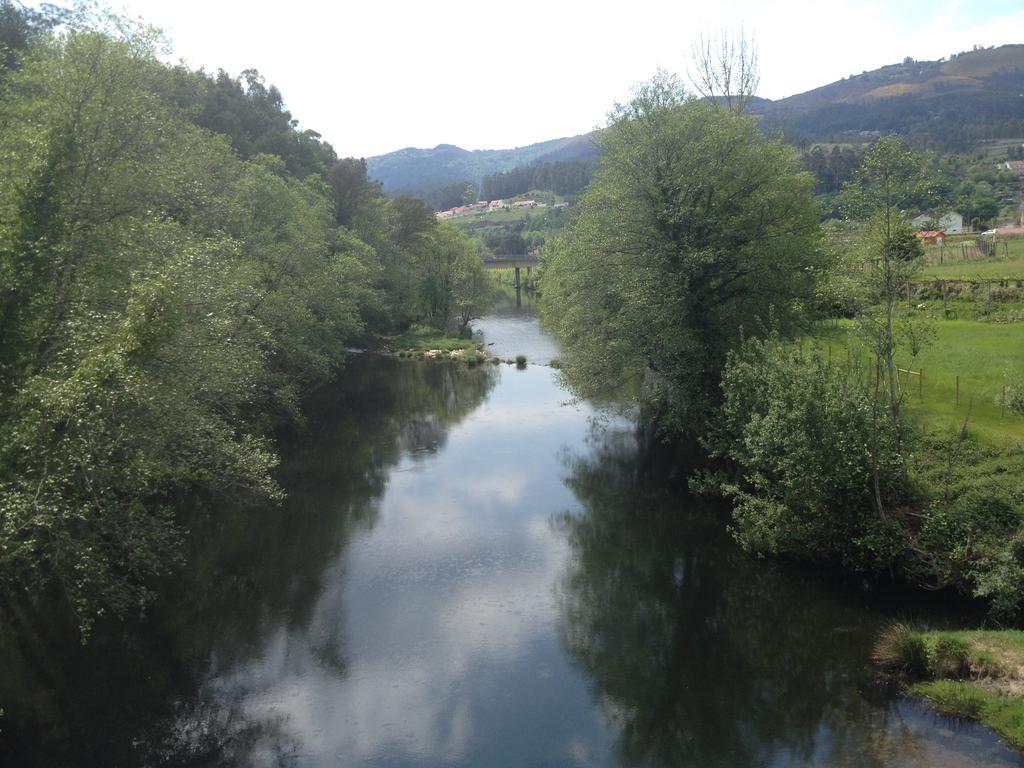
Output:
480 158 596 201
540 74 823 433
0 9 488 635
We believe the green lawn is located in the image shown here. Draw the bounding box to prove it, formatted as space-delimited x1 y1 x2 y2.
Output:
921 239 1024 280
811 319 1024 443
387 324 479 354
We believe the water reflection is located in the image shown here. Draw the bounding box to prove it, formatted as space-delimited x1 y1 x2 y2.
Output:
556 426 1023 768
472 287 560 364
0 356 497 767
2 348 1022 768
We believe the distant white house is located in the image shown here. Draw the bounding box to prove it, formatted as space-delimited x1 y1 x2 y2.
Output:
911 211 963 235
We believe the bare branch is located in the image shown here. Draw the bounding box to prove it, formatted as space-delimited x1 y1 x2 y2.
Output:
688 28 759 112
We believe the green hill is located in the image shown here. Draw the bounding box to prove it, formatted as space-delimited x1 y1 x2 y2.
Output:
753 44 1024 148
365 133 599 195
366 45 1024 199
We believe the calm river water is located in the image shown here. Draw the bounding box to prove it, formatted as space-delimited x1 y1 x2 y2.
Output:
0 308 1021 767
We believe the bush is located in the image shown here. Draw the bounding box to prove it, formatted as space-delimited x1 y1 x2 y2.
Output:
515 355 527 369
704 336 911 571
915 437 1024 618
929 636 971 678
873 623 929 676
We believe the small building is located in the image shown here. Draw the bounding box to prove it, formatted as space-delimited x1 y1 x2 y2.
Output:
915 230 944 245
911 211 963 235
488 199 506 211
1004 160 1024 176
512 199 539 208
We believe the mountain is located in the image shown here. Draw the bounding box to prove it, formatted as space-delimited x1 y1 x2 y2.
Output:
752 44 1024 147
367 45 1024 197
366 133 599 195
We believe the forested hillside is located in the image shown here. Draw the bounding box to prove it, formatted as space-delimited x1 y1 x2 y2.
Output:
0 3 488 635
368 45 1024 207
365 133 599 196
753 45 1024 149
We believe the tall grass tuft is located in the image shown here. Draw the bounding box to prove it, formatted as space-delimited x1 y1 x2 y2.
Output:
873 622 929 676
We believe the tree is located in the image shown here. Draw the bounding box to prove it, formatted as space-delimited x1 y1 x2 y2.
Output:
842 138 934 442
417 223 488 333
540 73 823 434
0 23 370 636
688 29 759 111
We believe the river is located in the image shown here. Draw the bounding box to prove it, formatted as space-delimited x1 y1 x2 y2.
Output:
0 306 1020 767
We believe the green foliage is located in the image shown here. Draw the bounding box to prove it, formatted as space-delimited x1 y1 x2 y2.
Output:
0 20 419 637
480 158 595 200
705 337 909 571
872 623 929 676
541 73 823 434
914 679 988 716
192 68 337 179
914 680 1024 749
906 433 1024 614
390 324 479 354
930 635 971 677
416 223 490 333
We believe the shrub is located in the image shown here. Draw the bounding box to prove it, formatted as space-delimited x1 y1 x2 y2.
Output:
705 337 911 571
873 623 929 676
929 636 971 678
515 355 527 368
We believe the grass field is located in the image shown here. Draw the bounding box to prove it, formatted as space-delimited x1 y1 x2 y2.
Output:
811 319 1024 443
387 324 479 354
921 238 1024 279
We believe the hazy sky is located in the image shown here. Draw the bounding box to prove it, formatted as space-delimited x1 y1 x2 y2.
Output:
50 1 1024 157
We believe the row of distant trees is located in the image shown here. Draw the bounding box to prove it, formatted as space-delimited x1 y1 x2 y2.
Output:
415 158 596 212
480 159 596 201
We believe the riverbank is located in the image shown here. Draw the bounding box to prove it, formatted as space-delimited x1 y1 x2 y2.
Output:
875 625 1024 750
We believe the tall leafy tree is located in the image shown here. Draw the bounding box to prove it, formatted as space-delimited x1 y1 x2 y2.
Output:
0 24 368 635
541 73 823 433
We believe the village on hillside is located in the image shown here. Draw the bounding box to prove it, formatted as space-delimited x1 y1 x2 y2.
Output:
435 198 570 220
909 157 1024 245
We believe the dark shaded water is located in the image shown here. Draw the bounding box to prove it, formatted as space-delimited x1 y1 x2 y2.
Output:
0 315 1021 767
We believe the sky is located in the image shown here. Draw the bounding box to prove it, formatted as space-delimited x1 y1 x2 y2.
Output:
40 0 1024 158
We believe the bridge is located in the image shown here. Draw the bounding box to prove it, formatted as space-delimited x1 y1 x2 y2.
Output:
483 254 537 285
482 255 537 307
